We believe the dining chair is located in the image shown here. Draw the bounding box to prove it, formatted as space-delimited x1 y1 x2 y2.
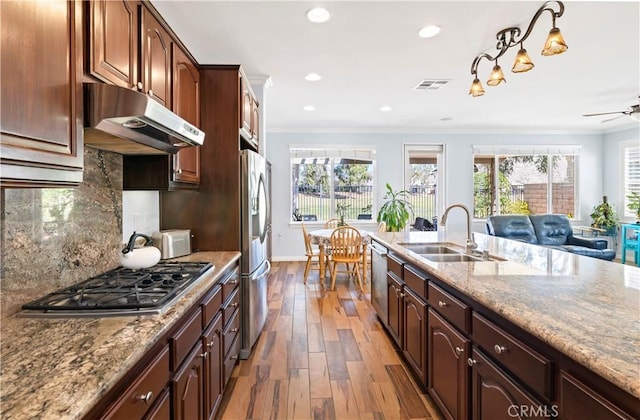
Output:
324 218 341 229
329 226 364 291
301 223 329 284
377 221 387 233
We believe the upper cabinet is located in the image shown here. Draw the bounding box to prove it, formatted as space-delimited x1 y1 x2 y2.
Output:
88 0 139 89
172 44 200 185
239 71 260 151
140 6 171 108
0 0 84 187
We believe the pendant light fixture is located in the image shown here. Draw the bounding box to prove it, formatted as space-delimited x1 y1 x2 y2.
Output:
469 1 568 97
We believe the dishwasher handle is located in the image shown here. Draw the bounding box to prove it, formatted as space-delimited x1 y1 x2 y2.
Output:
370 242 388 256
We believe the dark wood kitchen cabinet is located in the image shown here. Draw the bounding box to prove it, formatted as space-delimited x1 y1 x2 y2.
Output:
140 6 171 109
403 288 428 387
428 308 470 420
0 0 84 187
172 341 205 420
387 273 404 348
88 0 140 89
240 72 260 149
558 370 632 419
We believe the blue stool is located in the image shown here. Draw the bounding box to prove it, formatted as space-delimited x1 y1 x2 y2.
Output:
621 224 640 265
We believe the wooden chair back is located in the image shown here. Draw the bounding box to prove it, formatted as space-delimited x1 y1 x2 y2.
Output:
324 218 341 229
301 222 314 256
330 226 362 262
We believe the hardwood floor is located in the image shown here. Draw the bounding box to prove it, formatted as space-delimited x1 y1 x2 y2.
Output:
218 261 443 420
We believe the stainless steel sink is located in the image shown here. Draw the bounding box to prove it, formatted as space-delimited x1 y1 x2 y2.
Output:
420 253 483 262
397 242 464 255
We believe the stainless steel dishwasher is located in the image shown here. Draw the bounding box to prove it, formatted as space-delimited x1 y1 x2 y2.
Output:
370 240 388 325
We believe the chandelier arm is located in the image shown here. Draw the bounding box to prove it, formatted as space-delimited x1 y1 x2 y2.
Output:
516 1 565 46
470 53 497 76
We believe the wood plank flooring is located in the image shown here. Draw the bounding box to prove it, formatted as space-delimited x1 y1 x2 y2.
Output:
218 261 443 420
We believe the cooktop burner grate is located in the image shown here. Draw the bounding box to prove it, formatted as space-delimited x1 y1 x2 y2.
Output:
21 261 213 317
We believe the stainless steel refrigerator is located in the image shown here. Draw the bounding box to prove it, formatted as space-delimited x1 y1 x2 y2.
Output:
239 149 271 359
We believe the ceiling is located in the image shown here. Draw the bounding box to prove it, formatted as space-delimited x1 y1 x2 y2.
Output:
151 0 640 133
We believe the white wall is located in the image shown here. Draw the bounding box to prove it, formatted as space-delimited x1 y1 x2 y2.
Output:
122 191 160 243
266 130 605 260
603 126 640 224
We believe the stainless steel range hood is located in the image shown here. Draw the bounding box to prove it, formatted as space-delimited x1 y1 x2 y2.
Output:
84 83 205 154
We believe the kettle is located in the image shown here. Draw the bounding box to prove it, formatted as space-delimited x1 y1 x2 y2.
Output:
120 232 161 269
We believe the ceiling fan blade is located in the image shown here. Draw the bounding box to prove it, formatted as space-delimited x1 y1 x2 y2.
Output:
582 110 626 117
600 114 627 123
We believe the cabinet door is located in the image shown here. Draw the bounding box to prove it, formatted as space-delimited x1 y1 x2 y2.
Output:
172 341 205 420
241 76 252 134
386 273 403 348
89 0 138 88
0 0 83 186
403 288 428 386
469 348 548 420
559 370 631 420
204 314 223 420
428 308 470 420
251 98 260 143
140 7 171 108
172 44 200 184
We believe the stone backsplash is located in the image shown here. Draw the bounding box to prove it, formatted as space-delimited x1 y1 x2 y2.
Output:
1 147 123 318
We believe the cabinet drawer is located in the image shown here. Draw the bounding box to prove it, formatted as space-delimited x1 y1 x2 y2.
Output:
387 253 404 279
222 287 240 327
223 334 240 386
404 265 427 300
144 387 170 420
472 313 552 400
221 267 240 303
104 346 170 420
223 308 240 357
171 308 203 370
428 282 470 334
202 285 222 329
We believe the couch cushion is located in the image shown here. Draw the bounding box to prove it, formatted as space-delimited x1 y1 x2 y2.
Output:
529 214 573 246
562 245 616 261
486 215 538 244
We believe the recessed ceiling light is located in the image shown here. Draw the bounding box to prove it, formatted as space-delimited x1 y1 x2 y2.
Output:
305 73 323 82
380 106 392 112
418 25 441 38
440 117 452 122
306 7 331 23
303 105 316 111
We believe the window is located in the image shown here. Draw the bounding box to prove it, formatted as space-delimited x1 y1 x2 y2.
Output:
403 145 444 226
290 147 375 222
472 145 579 218
622 140 640 218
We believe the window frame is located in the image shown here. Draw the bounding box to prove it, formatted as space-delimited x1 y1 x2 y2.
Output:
289 145 377 224
620 139 640 219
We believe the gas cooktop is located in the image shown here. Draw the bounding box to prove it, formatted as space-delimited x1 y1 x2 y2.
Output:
20 261 214 318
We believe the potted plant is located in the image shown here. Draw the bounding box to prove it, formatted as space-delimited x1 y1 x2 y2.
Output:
336 202 351 226
376 183 413 232
590 196 619 234
627 192 640 223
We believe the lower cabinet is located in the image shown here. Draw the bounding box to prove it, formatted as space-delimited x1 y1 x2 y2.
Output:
172 341 205 420
387 273 404 348
92 258 240 420
428 308 470 420
403 288 428 386
559 370 631 420
468 348 548 420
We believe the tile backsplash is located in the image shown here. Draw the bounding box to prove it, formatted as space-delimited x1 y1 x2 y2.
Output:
1 147 123 317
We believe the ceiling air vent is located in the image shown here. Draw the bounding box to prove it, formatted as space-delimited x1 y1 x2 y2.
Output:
413 79 449 91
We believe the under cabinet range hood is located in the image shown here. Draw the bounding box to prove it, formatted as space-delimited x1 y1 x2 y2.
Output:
84 83 205 154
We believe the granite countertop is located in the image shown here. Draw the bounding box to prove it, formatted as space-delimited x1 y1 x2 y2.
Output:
372 230 640 400
0 251 240 420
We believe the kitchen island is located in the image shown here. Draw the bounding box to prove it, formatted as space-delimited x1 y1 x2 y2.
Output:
0 251 240 420
371 230 640 417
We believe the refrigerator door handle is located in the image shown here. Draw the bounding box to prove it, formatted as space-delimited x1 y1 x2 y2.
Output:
251 259 271 281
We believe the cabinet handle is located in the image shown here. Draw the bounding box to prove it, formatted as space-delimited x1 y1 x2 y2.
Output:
229 279 238 284
200 351 208 359
137 391 154 404
467 358 477 367
175 168 182 174
399 292 405 298
494 344 508 354
455 346 464 356
137 82 143 91
231 355 238 360
148 89 153 97
231 328 239 333
438 301 448 308
231 302 239 308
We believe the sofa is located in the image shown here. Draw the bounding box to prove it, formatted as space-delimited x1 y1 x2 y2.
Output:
485 214 616 261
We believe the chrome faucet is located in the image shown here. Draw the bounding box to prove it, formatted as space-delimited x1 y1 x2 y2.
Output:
441 204 478 252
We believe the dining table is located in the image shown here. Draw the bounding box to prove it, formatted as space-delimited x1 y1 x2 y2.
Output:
308 228 373 288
